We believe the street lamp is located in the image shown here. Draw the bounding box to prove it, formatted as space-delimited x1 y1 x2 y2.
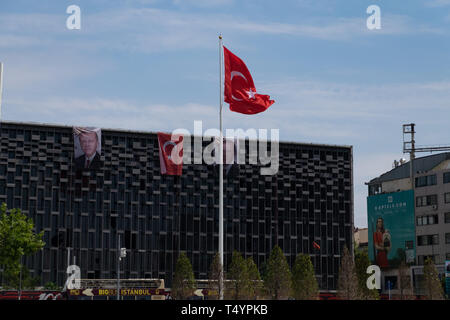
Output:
18 255 23 301
117 234 127 300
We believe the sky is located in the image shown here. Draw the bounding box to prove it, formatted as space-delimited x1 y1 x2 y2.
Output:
1 0 450 228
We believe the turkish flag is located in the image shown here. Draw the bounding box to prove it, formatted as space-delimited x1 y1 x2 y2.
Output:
157 132 183 176
313 241 321 250
224 46 275 115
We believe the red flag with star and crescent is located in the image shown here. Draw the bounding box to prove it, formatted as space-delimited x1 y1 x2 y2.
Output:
223 46 275 115
313 241 321 250
157 132 183 176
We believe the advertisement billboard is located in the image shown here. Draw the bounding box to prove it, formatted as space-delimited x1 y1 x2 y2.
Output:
367 190 415 268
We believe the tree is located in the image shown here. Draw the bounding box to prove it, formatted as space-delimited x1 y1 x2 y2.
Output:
337 245 361 300
227 251 249 300
44 281 61 290
208 252 224 300
0 203 44 288
292 253 319 300
263 246 292 300
398 261 413 300
2 266 40 290
246 257 262 300
172 252 196 300
423 257 444 300
354 250 379 300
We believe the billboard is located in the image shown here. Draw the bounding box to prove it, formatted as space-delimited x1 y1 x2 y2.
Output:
367 190 415 268
73 127 102 171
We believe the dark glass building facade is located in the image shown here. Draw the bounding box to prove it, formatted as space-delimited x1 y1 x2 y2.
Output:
0 121 353 291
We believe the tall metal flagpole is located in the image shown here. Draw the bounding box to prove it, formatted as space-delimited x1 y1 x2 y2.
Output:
218 35 224 300
0 62 3 121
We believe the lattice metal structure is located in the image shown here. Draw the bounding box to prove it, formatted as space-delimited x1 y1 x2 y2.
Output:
0 121 353 291
78 278 164 289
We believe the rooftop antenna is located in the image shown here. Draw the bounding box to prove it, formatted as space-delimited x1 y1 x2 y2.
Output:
403 123 450 154
402 123 415 161
403 124 415 188
402 123 450 188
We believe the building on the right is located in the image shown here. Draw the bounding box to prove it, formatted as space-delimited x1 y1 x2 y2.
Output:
366 152 450 296
354 227 368 251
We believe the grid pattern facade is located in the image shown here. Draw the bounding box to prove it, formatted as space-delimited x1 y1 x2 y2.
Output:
0 121 353 291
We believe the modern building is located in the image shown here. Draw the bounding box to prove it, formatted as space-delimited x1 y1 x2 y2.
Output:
354 227 368 250
0 121 353 291
367 153 450 295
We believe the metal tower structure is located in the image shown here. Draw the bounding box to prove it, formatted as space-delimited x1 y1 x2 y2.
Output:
403 123 450 187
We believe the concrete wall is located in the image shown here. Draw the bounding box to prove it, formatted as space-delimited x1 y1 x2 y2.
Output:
382 178 411 193
354 228 368 246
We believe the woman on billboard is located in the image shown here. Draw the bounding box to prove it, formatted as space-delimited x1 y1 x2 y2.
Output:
373 217 391 268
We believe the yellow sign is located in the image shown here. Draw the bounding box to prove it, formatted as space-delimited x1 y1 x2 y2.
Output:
69 288 163 297
120 289 153 296
69 289 80 296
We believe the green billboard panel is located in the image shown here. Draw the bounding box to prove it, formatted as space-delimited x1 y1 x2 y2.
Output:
367 190 415 269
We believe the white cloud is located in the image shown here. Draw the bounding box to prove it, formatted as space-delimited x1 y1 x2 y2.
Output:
1 51 111 96
264 80 450 123
0 35 45 48
4 97 218 133
425 0 450 7
7 78 450 148
0 9 443 54
0 13 61 33
173 0 233 7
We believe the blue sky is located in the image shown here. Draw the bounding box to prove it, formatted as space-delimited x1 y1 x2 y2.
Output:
1 0 450 227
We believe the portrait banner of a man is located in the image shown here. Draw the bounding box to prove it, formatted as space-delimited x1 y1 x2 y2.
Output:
73 127 102 171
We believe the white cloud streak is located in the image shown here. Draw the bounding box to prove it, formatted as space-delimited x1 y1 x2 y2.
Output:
0 9 444 54
173 0 234 7
425 0 450 7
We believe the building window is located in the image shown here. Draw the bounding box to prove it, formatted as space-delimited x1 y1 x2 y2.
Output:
405 240 413 250
416 194 437 207
445 193 450 204
369 184 381 196
446 233 450 244
415 174 437 188
428 215 436 225
446 212 450 224
443 172 450 184
416 215 438 226
417 234 439 246
418 254 440 265
432 234 439 245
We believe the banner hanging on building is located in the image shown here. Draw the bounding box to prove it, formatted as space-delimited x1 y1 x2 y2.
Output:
367 190 415 269
158 132 183 176
73 127 102 171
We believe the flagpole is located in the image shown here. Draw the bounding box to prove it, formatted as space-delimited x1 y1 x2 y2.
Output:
0 62 3 121
218 34 224 300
